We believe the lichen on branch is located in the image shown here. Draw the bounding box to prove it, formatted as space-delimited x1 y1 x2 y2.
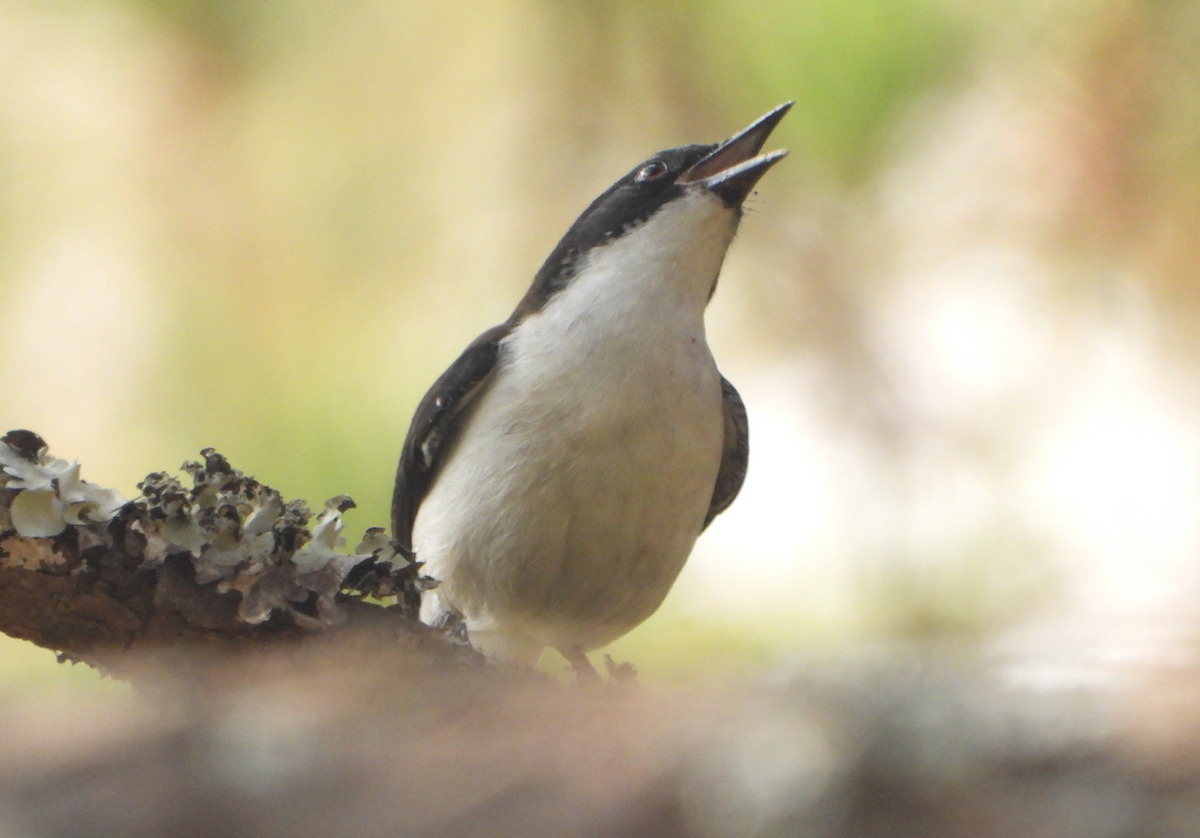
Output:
0 430 460 674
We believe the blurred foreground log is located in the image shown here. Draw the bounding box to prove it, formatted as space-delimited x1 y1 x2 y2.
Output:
3 644 1200 838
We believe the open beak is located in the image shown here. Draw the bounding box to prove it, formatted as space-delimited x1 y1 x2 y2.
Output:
680 102 791 206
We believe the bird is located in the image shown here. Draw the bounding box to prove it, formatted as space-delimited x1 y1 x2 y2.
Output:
391 103 790 674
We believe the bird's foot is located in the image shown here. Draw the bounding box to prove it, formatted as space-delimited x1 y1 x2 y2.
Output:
603 654 638 687
562 646 602 683
560 648 639 687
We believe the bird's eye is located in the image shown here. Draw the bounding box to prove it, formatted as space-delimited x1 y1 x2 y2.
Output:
635 161 668 182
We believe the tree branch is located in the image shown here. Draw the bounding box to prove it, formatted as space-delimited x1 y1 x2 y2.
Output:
0 430 476 678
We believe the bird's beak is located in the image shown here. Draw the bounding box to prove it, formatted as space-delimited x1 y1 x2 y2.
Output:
680 102 791 206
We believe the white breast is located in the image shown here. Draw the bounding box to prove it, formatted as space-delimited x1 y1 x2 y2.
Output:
414 191 736 663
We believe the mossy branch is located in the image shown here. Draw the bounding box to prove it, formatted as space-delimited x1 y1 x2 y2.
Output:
0 430 477 677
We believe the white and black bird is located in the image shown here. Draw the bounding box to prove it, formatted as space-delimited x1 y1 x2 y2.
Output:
392 104 790 672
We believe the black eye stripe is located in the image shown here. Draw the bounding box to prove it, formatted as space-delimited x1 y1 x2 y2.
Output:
512 143 718 320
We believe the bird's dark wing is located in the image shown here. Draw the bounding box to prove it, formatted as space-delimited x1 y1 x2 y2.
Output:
391 324 511 555
703 375 749 530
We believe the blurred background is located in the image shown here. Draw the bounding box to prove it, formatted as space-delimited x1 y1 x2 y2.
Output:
2 0 1200 691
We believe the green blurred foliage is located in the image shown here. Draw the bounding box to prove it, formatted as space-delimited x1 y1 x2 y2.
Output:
119 0 316 68
695 0 968 180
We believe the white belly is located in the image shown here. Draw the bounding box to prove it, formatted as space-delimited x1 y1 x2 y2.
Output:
413 316 724 661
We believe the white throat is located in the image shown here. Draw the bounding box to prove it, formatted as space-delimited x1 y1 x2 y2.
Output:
549 189 738 332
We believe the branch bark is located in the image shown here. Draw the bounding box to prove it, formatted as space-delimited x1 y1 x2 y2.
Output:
0 430 475 678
